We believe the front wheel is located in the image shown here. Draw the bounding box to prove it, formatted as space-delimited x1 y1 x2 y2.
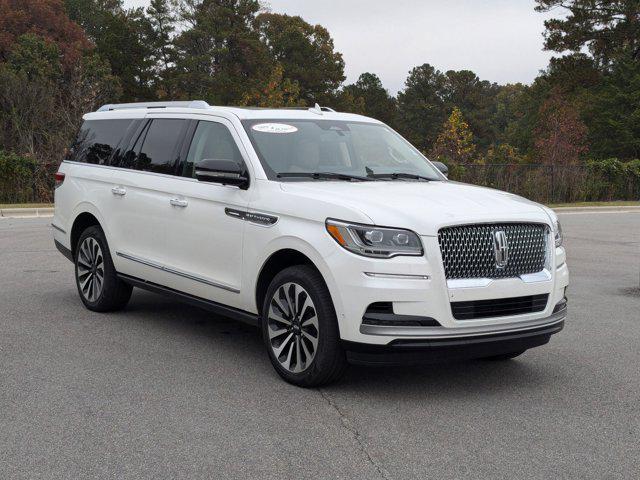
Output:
261 265 347 387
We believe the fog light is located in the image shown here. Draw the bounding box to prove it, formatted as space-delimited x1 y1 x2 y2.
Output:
552 297 568 313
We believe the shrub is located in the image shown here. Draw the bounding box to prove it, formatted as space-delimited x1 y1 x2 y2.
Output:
584 158 640 200
448 159 640 203
0 150 38 203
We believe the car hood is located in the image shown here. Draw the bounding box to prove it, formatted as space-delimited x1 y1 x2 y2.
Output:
280 180 551 236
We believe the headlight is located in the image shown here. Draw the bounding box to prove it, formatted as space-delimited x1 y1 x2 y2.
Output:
554 219 563 247
326 219 423 258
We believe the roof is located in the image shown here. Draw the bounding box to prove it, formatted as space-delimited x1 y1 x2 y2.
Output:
87 100 380 124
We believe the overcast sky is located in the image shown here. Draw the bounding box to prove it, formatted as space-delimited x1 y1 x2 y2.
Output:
124 0 559 95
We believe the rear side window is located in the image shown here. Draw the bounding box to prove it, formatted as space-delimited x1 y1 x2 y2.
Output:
182 121 243 178
135 119 186 174
70 119 133 164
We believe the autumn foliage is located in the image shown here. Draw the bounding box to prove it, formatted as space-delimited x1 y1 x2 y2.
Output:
431 107 477 164
534 91 589 166
0 0 90 71
0 0 639 203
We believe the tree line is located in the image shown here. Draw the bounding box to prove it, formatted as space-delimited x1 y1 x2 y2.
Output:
0 0 638 203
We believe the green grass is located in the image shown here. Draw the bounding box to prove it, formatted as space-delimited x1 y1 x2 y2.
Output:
0 203 53 209
549 201 640 208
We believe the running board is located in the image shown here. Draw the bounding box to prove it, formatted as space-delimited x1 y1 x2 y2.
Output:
117 273 259 327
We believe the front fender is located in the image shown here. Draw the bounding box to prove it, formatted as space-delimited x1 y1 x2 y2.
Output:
241 227 345 334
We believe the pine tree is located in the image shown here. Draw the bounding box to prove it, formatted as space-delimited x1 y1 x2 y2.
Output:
146 0 177 97
172 0 272 105
431 107 476 164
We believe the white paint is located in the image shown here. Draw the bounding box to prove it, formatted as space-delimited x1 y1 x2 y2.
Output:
55 104 569 352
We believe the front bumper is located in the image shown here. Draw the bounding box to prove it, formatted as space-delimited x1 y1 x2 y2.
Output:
322 232 569 345
343 308 566 365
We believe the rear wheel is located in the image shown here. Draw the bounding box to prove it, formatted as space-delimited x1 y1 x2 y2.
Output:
75 225 132 312
262 265 347 387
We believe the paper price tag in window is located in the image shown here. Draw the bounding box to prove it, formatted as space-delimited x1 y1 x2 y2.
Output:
252 123 298 134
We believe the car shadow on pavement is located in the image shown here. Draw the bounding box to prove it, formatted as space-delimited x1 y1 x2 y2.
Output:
338 360 549 398
121 289 559 398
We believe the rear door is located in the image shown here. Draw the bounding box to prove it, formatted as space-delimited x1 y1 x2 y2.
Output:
161 117 251 308
63 117 137 250
108 116 190 285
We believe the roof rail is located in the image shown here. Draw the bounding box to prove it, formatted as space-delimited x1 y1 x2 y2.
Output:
97 100 210 112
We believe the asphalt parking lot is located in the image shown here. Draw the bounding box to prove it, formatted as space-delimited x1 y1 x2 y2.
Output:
1 211 639 479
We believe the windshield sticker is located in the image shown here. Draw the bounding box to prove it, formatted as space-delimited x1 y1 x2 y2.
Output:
252 123 298 134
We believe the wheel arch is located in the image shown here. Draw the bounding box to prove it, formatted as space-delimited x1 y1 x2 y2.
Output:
250 234 344 326
70 209 104 258
255 249 319 318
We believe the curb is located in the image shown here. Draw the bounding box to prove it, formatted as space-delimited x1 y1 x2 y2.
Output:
0 207 54 218
553 206 640 213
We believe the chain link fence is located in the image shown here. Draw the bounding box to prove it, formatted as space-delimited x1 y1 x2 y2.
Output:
449 163 640 204
0 152 40 204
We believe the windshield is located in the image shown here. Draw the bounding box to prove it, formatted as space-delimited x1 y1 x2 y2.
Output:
241 119 443 181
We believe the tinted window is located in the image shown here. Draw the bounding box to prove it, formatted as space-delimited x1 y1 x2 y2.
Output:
182 121 243 178
71 119 133 164
136 119 186 174
116 121 148 169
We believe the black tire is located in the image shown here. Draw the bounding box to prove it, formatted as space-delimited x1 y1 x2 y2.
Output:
261 265 348 387
483 350 526 361
74 225 132 312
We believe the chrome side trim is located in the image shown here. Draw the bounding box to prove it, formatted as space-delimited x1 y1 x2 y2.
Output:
225 208 278 227
360 309 567 338
117 251 163 269
51 223 66 234
364 272 430 280
116 251 240 293
196 170 241 179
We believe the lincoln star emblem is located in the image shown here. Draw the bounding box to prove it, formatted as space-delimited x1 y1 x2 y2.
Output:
492 229 509 269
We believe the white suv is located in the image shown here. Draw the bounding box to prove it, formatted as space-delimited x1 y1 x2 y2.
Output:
53 101 569 386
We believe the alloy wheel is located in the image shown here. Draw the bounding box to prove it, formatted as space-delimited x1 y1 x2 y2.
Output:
267 282 319 373
76 237 104 303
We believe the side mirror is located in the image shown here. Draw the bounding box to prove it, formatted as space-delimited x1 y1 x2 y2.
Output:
432 161 448 178
194 159 249 189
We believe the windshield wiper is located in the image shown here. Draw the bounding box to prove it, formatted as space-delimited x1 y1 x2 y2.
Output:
367 172 433 181
276 172 374 182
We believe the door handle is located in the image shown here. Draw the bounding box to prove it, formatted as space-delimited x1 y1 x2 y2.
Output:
169 198 188 208
111 186 126 196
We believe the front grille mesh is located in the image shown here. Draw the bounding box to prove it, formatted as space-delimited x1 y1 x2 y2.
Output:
438 223 548 279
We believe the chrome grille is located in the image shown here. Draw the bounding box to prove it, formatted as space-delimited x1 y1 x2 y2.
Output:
438 223 548 279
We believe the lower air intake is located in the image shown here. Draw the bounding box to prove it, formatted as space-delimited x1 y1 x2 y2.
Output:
451 294 549 320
